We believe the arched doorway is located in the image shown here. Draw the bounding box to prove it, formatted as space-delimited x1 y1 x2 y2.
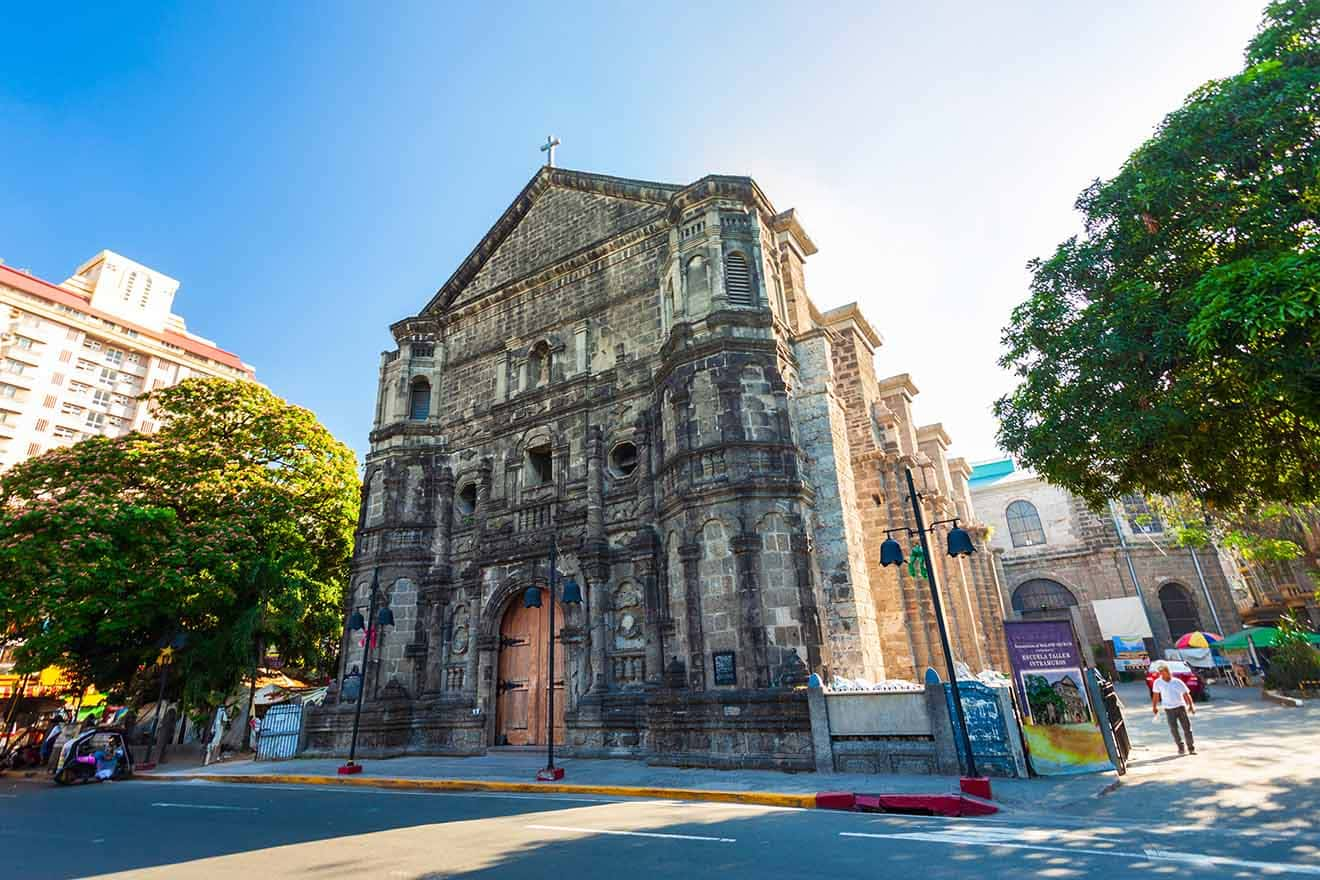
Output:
495 594 566 746
1011 578 1078 619
1159 582 1201 640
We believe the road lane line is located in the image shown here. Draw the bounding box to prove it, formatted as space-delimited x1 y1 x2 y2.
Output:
151 802 259 811
841 831 1320 876
529 824 736 843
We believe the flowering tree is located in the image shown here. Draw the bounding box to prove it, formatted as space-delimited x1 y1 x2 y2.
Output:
0 379 359 707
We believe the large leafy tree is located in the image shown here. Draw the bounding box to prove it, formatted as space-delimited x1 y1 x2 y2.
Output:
0 379 359 708
996 0 1320 512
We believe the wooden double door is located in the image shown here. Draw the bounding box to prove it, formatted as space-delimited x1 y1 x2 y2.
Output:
495 597 566 746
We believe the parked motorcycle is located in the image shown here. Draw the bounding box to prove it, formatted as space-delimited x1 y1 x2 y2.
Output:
52 727 133 785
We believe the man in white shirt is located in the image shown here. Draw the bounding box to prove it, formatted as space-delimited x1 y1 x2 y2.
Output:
1151 665 1196 755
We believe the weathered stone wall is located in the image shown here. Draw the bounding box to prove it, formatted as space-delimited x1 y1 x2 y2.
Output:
974 470 1243 658
310 167 1009 771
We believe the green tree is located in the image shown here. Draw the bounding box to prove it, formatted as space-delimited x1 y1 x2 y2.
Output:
1264 614 1320 690
0 379 359 708
996 0 1320 512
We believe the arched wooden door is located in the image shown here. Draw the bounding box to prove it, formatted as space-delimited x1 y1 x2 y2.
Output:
495 597 566 746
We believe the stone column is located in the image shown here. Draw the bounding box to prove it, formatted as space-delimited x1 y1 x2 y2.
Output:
461 569 482 700
680 541 706 690
430 465 455 577
586 426 605 540
475 459 493 542
731 530 769 688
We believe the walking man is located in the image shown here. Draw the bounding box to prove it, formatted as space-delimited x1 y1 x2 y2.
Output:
1151 664 1196 755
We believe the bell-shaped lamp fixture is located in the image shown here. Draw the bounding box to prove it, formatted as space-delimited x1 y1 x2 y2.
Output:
946 524 976 558
523 584 543 608
348 610 366 632
561 576 583 605
377 606 396 627
880 537 905 567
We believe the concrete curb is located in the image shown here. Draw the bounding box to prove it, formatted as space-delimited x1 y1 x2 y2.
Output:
1262 689 1304 708
136 772 820 809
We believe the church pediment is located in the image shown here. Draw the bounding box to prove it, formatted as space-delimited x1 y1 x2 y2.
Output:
423 168 681 315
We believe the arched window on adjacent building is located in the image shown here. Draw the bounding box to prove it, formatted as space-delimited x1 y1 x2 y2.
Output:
409 378 431 420
1011 579 1078 617
1006 500 1047 547
724 251 754 306
1121 494 1164 534
1159 582 1201 639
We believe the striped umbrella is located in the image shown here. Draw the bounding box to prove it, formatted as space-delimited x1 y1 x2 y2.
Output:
1175 631 1223 649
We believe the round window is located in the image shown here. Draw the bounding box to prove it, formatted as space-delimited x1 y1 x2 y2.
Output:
609 442 639 478
455 482 477 517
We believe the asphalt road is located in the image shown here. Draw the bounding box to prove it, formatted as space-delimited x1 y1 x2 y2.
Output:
5 777 1320 880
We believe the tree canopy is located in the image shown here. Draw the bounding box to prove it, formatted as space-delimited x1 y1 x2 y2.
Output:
0 378 360 708
995 0 1320 512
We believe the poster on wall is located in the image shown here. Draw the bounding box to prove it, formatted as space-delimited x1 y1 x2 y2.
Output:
1112 635 1150 671
1004 620 1113 776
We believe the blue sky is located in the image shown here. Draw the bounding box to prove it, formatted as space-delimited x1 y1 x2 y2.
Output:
0 1 1265 464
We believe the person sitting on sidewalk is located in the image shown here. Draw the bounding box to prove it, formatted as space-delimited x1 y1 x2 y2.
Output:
1151 664 1196 755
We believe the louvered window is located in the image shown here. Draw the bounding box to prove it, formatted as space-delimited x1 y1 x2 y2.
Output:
724 252 754 306
409 379 431 420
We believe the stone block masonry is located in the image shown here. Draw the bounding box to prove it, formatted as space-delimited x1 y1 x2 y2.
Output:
309 166 1009 772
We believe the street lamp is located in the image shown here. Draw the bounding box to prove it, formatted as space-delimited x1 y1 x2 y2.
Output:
880 466 981 782
338 568 394 775
520 535 582 782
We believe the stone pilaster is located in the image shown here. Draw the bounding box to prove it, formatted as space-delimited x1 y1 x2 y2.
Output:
679 541 706 690
731 530 769 688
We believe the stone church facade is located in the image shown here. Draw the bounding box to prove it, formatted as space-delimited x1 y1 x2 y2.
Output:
306 168 1009 769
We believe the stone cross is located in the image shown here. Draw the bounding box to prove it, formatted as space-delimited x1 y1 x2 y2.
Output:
540 135 561 167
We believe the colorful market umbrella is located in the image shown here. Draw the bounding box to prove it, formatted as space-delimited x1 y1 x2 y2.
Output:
1175 631 1222 649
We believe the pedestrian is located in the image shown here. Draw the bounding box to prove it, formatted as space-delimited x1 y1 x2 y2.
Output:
1151 664 1196 755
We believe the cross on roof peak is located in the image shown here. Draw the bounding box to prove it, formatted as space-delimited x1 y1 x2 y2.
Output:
540 135 561 167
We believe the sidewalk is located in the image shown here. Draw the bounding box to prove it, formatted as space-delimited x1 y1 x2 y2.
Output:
140 749 1117 813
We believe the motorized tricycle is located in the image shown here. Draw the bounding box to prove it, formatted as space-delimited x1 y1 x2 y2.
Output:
52 727 133 785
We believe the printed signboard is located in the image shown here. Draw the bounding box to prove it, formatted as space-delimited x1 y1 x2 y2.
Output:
1004 620 1113 775
1112 635 1150 671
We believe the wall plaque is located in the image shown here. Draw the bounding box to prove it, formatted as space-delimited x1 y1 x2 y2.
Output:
712 650 737 686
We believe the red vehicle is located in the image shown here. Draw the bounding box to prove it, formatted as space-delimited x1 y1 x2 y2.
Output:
1146 660 1208 702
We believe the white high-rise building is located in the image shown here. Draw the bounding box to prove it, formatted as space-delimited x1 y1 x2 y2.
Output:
0 250 255 470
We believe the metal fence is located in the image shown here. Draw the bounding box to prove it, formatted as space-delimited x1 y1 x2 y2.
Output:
255 702 303 760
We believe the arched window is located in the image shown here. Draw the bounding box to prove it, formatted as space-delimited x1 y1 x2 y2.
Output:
1159 583 1201 639
1006 500 1047 547
1011 579 1078 616
1121 494 1164 534
724 251 754 306
409 378 431 420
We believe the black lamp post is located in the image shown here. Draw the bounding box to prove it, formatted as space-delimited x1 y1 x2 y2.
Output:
521 535 582 781
880 466 981 781
339 568 394 775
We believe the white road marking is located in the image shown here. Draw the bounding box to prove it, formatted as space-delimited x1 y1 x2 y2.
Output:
841 830 1320 876
151 802 260 811
529 824 736 843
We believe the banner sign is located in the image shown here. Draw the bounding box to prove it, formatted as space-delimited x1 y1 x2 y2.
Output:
1112 635 1150 671
1004 620 1112 775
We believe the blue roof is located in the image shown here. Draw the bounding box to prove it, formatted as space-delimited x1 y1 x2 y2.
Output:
968 458 1015 488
